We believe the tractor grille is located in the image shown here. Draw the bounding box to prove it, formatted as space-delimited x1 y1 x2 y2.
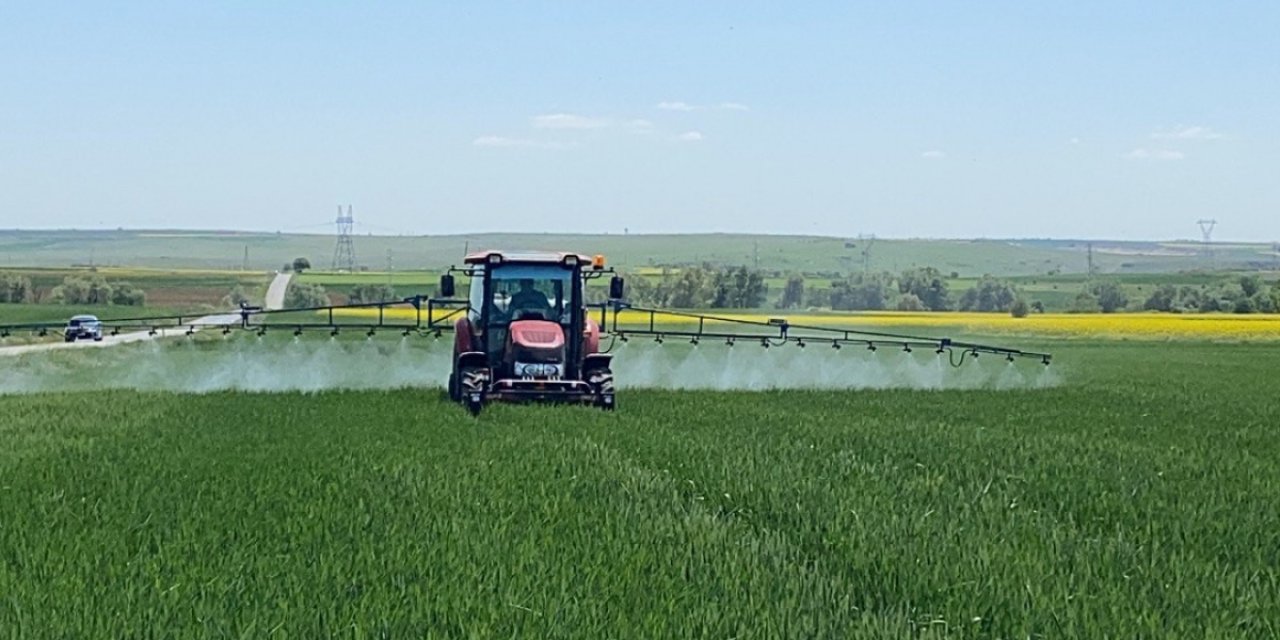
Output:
521 330 559 344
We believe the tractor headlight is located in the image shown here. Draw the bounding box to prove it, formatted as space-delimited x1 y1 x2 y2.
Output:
516 362 562 378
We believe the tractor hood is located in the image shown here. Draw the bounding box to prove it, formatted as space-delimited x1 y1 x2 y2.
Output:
505 320 566 377
509 320 565 352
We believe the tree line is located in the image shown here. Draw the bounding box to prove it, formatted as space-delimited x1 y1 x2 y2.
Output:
623 266 1280 315
0 272 146 306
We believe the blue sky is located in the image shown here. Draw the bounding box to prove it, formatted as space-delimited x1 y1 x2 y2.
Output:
1 1 1277 240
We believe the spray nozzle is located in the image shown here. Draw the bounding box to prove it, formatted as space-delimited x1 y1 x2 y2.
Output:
294 327 304 337
867 342 877 352
689 337 699 346
831 341 841 349
725 337 734 347
654 334 664 344
796 339 805 348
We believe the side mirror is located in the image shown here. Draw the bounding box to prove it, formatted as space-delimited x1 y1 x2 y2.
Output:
439 274 456 298
609 276 625 300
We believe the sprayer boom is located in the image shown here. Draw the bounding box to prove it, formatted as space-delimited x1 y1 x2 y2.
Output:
602 303 1052 366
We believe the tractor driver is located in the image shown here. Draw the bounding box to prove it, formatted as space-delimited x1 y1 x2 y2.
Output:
507 278 553 320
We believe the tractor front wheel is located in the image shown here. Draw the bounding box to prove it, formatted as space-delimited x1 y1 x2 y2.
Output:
458 366 488 417
447 371 460 402
588 367 616 411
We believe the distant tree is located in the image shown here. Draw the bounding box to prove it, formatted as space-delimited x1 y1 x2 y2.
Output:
776 274 805 309
1070 291 1101 313
959 276 1019 312
1030 300 1046 314
1233 296 1257 314
1239 275 1264 298
1143 284 1178 312
623 273 664 306
1087 281 1129 313
285 282 329 308
896 293 925 311
0 272 33 303
1203 282 1246 314
349 283 396 304
828 273 891 311
1251 293 1275 314
898 267 951 311
51 276 113 305
1175 286 1204 312
110 282 146 306
223 285 253 308
667 267 711 308
730 266 768 308
1010 299 1030 318
292 257 312 274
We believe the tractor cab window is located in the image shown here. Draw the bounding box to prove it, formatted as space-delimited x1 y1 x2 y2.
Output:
468 266 486 323
487 264 572 325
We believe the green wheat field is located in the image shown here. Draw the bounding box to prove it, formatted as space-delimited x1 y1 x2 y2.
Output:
1 341 1277 638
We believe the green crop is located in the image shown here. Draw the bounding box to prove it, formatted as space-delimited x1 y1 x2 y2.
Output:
1 342 1277 638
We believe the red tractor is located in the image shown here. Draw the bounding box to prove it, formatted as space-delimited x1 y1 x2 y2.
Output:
441 250 622 415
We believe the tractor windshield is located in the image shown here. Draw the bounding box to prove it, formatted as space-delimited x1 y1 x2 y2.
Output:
488 264 573 325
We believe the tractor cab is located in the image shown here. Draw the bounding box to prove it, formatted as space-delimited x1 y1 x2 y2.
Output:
441 250 623 414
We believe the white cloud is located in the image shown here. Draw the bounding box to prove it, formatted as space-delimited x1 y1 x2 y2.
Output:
675 131 704 142
656 101 749 112
624 119 655 133
1069 137 1081 145
657 101 696 112
472 136 570 149
1152 125 1224 141
920 150 945 159
1125 148 1185 161
473 135 534 147
531 113 611 129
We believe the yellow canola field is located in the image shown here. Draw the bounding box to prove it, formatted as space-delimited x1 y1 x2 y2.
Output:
331 307 1280 340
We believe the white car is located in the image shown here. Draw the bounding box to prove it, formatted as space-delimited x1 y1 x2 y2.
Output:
64 315 104 342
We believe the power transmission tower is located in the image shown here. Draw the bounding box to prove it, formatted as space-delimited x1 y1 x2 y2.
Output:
1197 219 1217 262
859 234 876 273
332 205 357 272
386 249 394 292
1087 242 1095 278
242 245 249 271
